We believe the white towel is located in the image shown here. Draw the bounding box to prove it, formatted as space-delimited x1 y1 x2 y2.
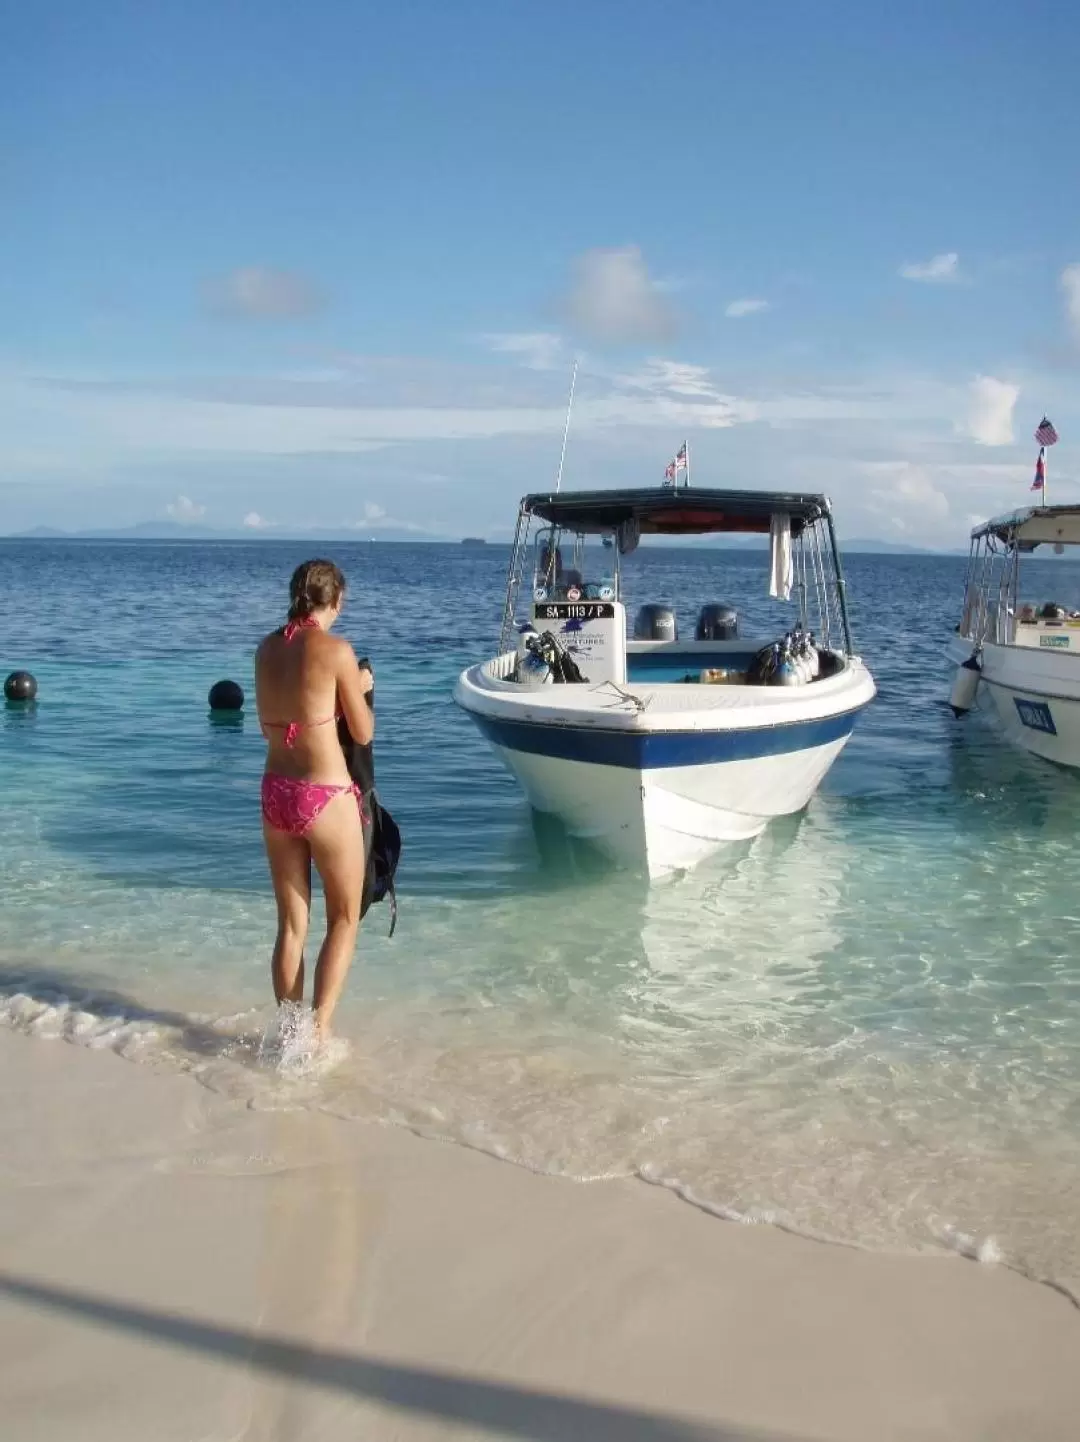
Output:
617 517 640 556
769 514 793 600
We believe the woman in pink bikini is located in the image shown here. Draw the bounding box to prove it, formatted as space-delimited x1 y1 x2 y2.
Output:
255 559 374 1039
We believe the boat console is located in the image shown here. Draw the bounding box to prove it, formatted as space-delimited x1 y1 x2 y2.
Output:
1012 605 1080 652
516 593 840 690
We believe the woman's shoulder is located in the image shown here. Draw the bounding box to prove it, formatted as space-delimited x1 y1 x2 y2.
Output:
255 626 287 658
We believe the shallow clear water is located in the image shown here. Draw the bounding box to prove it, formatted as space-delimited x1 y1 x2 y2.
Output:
2 539 1079 1298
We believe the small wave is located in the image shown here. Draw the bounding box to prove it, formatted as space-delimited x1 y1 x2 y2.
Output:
1 973 1078 1312
256 1001 351 1078
939 1223 1003 1267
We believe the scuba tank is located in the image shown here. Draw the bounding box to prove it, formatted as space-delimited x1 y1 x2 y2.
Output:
770 634 801 686
514 622 549 685
795 628 816 683
518 632 554 685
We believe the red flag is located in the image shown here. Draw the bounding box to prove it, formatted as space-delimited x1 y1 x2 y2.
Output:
1031 447 1046 491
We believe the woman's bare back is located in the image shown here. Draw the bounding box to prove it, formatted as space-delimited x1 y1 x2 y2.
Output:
256 627 373 783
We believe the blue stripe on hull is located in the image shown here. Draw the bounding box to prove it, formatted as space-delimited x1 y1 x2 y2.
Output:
470 707 861 769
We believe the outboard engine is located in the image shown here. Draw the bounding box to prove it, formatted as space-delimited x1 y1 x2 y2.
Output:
633 604 678 641
695 603 738 641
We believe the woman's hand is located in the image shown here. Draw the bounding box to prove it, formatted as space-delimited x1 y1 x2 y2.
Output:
336 642 375 745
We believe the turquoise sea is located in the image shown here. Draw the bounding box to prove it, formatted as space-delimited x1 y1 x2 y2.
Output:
2 539 1079 1300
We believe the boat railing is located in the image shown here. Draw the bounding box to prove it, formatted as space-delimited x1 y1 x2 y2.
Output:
482 652 519 682
498 516 854 653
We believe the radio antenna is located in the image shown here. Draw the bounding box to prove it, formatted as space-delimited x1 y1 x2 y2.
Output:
554 357 579 494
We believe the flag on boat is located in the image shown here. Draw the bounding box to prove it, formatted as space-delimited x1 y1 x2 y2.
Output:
1034 417 1059 447
1032 448 1046 492
664 442 689 485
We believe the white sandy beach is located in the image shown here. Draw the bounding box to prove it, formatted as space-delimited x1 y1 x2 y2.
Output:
0 1028 1077 1442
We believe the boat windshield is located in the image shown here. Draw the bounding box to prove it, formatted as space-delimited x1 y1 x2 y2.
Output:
531 526 618 603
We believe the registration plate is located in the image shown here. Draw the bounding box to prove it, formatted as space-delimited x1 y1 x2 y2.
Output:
534 603 615 621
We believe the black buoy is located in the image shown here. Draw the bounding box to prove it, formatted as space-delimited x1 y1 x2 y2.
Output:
208 679 244 711
4 670 37 702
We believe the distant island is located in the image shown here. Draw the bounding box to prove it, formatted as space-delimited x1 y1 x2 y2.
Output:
4 521 438 543
0 525 1011 557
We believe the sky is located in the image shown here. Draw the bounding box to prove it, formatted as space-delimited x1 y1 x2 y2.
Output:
3 0 1080 544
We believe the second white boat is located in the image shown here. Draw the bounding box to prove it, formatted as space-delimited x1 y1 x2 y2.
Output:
946 503 1080 768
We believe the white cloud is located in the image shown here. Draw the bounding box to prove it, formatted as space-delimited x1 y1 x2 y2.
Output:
1061 263 1080 342
560 245 676 345
725 298 770 319
203 266 325 320
242 511 272 529
482 332 564 370
363 501 386 521
863 461 949 522
348 510 443 535
965 375 1019 446
165 494 206 522
617 359 722 399
899 252 961 284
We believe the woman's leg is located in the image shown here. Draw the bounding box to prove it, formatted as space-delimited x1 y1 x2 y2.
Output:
306 791 366 1038
262 820 312 1004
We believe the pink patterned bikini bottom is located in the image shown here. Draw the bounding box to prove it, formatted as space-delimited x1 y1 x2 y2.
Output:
261 773 371 838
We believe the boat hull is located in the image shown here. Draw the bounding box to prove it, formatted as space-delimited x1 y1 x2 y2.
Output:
946 635 1080 769
455 664 874 879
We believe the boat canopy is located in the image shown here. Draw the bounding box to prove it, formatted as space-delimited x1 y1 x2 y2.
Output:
973 505 1080 550
520 486 831 539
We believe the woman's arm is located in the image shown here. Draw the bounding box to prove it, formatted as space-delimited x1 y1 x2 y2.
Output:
334 639 375 746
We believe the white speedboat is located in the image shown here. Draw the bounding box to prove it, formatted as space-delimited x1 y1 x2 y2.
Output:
946 504 1080 767
454 485 876 879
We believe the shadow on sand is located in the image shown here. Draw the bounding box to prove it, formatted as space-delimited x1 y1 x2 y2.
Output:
0 1272 810 1442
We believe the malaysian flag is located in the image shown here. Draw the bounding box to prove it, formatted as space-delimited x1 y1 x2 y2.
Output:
1035 417 1058 447
1031 449 1046 492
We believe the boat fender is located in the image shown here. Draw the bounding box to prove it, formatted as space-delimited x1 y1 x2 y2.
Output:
948 654 981 717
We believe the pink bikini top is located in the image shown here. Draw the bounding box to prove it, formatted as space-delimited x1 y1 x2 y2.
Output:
263 614 340 747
